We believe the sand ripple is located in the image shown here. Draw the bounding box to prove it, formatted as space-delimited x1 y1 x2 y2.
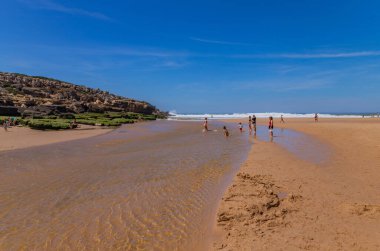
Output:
0 121 250 250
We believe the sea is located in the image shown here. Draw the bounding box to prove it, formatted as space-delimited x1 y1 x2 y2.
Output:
168 112 379 119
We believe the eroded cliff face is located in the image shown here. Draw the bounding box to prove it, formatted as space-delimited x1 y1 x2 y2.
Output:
0 72 164 117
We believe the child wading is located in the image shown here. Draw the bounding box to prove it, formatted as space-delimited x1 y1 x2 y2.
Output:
238 122 243 133
223 126 229 138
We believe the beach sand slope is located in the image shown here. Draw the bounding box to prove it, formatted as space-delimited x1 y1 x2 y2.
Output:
0 126 112 152
213 118 380 250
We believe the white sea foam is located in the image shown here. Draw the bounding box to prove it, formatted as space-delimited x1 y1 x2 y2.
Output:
168 112 366 120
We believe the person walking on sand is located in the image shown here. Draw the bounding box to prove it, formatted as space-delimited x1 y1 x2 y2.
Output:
3 119 8 131
248 116 252 134
238 122 243 133
223 126 229 138
280 115 285 123
314 113 319 122
203 117 209 132
268 116 274 137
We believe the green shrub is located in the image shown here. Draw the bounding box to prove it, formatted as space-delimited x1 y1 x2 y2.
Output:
28 120 71 130
75 119 97 125
111 118 134 124
74 112 105 120
18 119 30 126
59 113 75 119
141 115 156 120
106 112 124 118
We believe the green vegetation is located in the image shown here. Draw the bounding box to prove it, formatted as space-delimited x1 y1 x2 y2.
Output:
17 118 71 130
2 112 158 130
28 120 72 130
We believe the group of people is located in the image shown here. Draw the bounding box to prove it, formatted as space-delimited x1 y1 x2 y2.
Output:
1 117 18 131
203 115 274 138
204 113 319 138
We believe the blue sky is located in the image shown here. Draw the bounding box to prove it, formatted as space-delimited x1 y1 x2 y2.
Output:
1 0 380 113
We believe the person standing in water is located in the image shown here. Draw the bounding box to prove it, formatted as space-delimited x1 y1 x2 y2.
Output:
238 122 243 133
223 126 229 138
314 113 319 122
280 115 285 123
203 117 209 132
268 116 274 137
248 116 252 134
252 115 257 134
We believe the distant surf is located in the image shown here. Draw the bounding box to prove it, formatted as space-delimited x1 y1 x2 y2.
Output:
168 112 375 120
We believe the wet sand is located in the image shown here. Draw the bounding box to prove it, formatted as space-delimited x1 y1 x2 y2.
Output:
0 120 251 250
0 125 112 152
213 118 380 250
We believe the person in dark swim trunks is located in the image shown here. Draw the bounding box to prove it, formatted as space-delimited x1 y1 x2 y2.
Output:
268 116 274 137
252 115 257 133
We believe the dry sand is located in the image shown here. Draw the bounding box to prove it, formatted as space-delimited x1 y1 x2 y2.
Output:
212 118 380 250
0 125 112 152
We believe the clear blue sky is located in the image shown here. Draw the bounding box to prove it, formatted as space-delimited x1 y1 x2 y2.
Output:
1 0 380 113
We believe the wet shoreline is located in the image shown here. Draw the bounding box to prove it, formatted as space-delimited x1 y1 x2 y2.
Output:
0 120 330 250
0 120 251 250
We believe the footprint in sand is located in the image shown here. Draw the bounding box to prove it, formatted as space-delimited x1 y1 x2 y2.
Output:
341 203 380 218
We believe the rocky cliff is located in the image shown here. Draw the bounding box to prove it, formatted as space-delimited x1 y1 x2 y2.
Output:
0 72 164 117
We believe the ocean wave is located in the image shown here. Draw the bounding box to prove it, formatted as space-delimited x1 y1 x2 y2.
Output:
168 112 366 119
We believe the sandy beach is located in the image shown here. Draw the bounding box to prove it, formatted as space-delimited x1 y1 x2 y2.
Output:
1 118 379 250
212 118 380 250
0 125 112 152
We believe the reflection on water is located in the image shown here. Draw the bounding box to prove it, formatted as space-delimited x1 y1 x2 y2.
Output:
0 121 251 251
256 126 330 165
